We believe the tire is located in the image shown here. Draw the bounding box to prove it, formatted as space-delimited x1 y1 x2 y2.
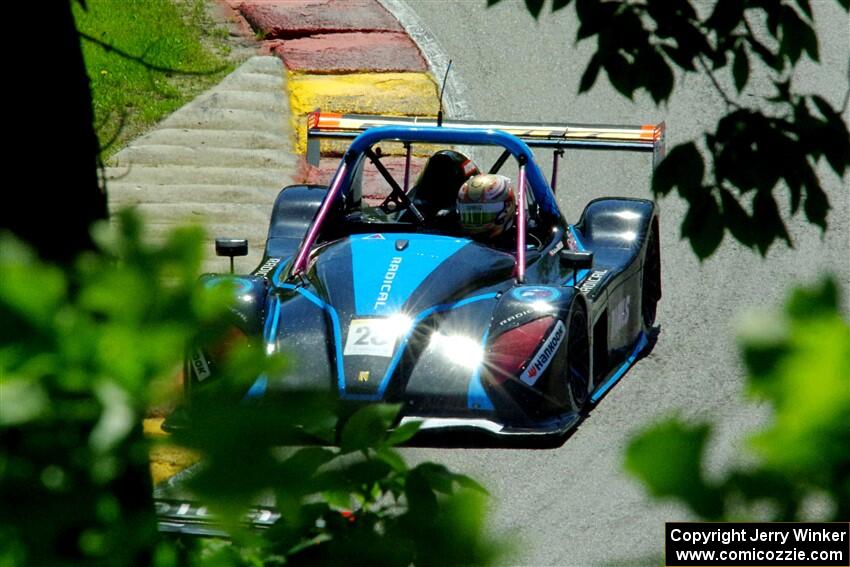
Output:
566 302 591 411
641 218 661 329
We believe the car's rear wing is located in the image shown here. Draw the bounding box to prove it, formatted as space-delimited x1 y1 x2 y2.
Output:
305 110 666 169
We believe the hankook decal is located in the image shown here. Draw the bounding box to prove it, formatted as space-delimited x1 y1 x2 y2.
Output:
520 320 566 386
190 349 211 382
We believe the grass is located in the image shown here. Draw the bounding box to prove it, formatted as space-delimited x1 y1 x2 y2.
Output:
73 0 235 158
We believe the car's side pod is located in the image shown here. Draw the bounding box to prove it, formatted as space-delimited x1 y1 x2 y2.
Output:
166 274 269 432
198 274 268 337
265 184 328 258
482 284 587 421
574 197 656 255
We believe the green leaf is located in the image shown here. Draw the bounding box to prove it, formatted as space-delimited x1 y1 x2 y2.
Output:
733 47 749 92
786 278 839 321
452 474 489 495
0 239 67 328
0 379 49 425
404 469 438 516
375 447 407 473
339 403 400 453
625 418 723 518
385 420 422 446
280 447 338 478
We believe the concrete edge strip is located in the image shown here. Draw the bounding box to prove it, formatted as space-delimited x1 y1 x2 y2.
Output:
377 0 474 120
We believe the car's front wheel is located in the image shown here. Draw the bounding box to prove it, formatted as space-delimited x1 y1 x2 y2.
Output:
641 217 661 329
565 302 591 412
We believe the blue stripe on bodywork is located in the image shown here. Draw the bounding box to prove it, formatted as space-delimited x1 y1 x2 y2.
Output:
272 258 290 287
590 331 648 403
351 233 470 316
260 283 344 398
246 293 282 399
357 292 498 402
293 286 345 395
244 375 268 399
252 280 497 404
467 327 496 411
248 284 331 398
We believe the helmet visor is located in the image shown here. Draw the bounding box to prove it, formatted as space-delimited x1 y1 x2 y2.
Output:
458 201 506 232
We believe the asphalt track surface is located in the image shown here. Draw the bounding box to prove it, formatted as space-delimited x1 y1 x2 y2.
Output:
399 2 850 565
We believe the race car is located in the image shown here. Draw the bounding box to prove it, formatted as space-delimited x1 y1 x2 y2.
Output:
173 112 664 438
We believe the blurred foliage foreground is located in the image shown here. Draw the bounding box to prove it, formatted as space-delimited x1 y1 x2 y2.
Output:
0 212 503 566
626 277 849 522
1 211 846 565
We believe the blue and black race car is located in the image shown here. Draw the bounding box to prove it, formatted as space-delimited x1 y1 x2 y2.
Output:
176 112 665 438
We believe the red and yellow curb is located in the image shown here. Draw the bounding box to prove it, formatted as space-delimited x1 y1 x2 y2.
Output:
144 417 200 486
287 71 439 154
234 0 442 184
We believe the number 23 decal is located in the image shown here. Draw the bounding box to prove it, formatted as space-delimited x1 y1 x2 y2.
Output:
344 319 396 357
352 324 388 346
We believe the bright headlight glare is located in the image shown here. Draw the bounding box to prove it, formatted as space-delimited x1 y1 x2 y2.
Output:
384 313 413 336
430 332 484 370
530 300 553 313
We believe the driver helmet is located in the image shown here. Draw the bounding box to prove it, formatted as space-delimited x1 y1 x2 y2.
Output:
457 173 516 238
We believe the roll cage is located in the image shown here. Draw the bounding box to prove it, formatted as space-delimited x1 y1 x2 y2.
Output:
290 126 553 282
289 113 665 284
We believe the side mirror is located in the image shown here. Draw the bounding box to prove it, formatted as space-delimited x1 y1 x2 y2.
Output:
215 238 248 273
560 250 593 287
559 249 593 269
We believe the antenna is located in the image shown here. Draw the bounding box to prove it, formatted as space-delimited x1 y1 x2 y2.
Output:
437 59 452 127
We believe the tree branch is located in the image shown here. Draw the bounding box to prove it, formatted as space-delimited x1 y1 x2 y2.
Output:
79 31 227 76
696 53 739 108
